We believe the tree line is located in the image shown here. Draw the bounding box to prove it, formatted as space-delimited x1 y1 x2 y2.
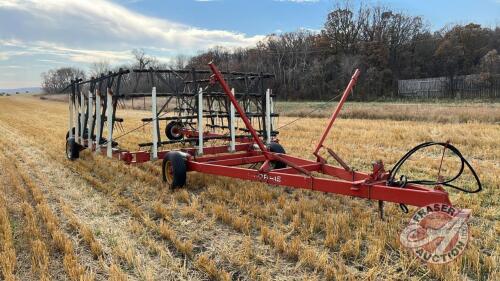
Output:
42 2 500 100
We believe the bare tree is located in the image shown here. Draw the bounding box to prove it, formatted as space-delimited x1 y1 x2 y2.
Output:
132 48 156 70
480 49 500 74
324 1 365 53
41 67 85 94
89 60 111 78
173 54 188 69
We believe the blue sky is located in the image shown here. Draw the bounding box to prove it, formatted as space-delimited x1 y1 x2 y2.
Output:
0 0 499 88
121 0 500 35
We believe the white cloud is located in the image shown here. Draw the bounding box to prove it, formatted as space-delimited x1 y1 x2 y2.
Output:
34 41 134 63
0 46 34 60
0 0 267 87
1 39 134 64
0 0 265 61
2 65 23 69
37 59 65 64
298 27 321 33
1 39 24 47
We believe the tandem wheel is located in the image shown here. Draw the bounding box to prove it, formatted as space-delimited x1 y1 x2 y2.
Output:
165 121 184 141
268 142 287 169
162 151 187 189
65 137 80 160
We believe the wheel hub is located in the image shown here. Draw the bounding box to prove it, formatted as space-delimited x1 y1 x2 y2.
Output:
171 126 182 138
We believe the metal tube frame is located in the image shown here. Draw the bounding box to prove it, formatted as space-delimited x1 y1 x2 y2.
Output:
95 89 102 153
88 90 93 149
106 87 113 158
151 86 158 159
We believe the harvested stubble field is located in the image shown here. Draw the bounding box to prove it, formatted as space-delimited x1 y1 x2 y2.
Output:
275 101 500 124
0 95 498 281
39 94 500 124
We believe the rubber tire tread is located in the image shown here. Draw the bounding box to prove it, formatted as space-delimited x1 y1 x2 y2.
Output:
66 137 80 160
165 121 183 140
162 152 187 189
268 142 287 169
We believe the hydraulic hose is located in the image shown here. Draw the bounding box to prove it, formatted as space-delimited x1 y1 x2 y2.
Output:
388 142 482 194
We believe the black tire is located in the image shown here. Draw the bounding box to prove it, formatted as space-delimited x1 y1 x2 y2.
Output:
65 137 80 160
268 142 287 169
162 152 187 189
165 121 184 141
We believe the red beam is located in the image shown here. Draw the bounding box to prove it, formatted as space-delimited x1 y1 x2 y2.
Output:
310 178 451 207
187 161 451 207
199 155 266 166
208 63 270 158
277 154 318 166
321 165 369 181
120 142 255 164
194 151 258 163
313 69 360 157
188 161 258 181
183 143 253 156
271 163 322 174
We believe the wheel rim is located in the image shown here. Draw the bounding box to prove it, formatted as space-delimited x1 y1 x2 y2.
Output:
171 125 182 138
66 142 72 159
165 161 173 184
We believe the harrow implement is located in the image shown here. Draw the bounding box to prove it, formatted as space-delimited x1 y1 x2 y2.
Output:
65 62 481 216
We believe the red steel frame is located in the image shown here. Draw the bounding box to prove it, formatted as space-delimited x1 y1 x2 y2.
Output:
101 62 452 208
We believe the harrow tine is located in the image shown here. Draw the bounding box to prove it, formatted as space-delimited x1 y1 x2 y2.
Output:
378 200 385 221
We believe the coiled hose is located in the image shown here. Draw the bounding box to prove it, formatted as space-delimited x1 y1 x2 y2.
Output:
387 142 482 212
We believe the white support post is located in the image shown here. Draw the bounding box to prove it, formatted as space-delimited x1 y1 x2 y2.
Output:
88 90 93 151
95 90 101 154
74 97 79 142
197 88 203 156
80 91 85 144
229 88 236 152
270 94 276 131
68 94 73 139
265 88 271 145
151 87 158 160
106 88 113 158
244 95 250 113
